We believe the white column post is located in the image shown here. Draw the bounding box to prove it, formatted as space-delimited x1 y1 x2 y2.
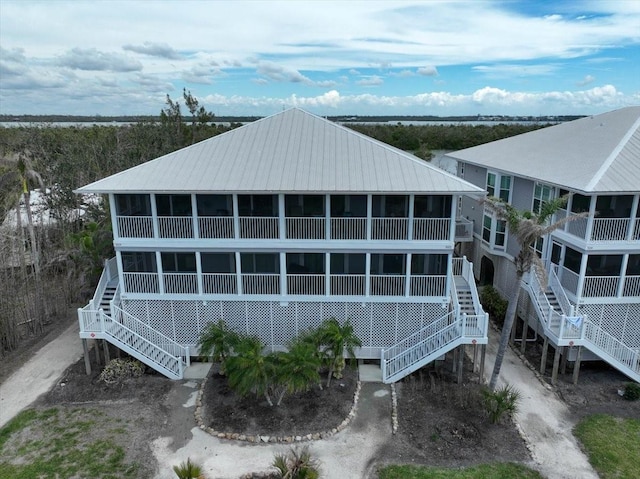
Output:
108 194 119 239
280 252 287 296
405 253 412 296
585 195 597 241
191 194 199 239
365 253 371 296
235 252 243 295
325 252 330 296
156 251 165 294
232 195 240 239
279 194 286 239
576 252 588 302
627 195 639 241
325 194 331 240
150 193 159 238
366 195 373 241
617 254 629 298
196 252 203 295
407 194 414 240
449 195 457 241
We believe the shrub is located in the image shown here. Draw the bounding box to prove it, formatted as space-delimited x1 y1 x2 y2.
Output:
623 382 640 401
480 285 508 327
99 358 145 385
272 446 320 479
482 384 520 424
173 458 203 479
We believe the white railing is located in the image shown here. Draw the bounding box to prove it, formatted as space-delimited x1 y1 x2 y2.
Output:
330 275 365 295
370 275 405 296
583 321 640 378
451 257 464 276
203 273 237 294
88 257 118 310
623 275 640 297
558 266 579 296
412 218 450 240
526 269 568 339
381 311 458 382
163 273 199 294
239 217 279 239
372 218 408 240
591 217 632 241
287 274 325 295
330 218 366 239
241 274 280 294
199 217 234 238
116 216 154 238
582 276 620 297
158 216 194 238
454 218 473 241
549 265 574 316
123 272 160 294
286 217 325 239
409 275 446 296
634 218 640 240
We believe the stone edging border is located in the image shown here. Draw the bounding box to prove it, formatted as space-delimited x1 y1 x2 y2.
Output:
194 374 362 443
390 383 398 434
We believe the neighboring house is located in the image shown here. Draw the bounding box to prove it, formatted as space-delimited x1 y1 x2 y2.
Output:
448 106 640 383
76 108 488 382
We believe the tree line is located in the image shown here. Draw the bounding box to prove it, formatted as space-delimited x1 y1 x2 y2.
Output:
0 94 552 359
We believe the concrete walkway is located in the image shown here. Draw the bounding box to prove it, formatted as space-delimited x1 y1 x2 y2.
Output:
0 322 599 479
483 327 598 479
0 322 84 429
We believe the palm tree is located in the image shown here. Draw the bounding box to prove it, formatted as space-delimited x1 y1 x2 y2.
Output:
276 337 322 404
484 196 586 390
317 318 362 387
197 320 240 375
225 335 276 404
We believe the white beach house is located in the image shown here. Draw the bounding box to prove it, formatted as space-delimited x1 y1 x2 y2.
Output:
76 108 488 382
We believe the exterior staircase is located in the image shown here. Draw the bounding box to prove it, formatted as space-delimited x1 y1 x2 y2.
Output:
78 259 190 380
524 267 640 383
381 257 489 383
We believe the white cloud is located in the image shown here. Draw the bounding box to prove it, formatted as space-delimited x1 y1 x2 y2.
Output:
58 48 142 72
417 66 438 77
256 61 314 84
122 42 183 60
356 76 384 86
577 75 596 86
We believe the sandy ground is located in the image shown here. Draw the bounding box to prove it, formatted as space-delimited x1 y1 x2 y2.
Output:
1 321 600 479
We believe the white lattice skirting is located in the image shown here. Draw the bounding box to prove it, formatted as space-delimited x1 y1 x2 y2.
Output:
121 299 449 358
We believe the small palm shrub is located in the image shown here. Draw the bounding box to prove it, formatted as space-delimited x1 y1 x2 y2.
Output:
623 382 640 401
99 358 144 384
482 384 520 424
172 458 203 479
272 446 320 479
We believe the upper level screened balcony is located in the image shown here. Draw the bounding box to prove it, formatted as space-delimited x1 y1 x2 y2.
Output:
556 193 640 244
113 193 473 242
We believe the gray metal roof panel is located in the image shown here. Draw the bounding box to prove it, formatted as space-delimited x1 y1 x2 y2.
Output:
446 106 640 194
76 108 483 195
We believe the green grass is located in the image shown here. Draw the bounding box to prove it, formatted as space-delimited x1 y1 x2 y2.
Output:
574 414 640 479
0 407 139 479
377 463 544 479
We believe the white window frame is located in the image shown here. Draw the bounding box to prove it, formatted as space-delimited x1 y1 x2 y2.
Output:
532 182 555 214
482 213 507 251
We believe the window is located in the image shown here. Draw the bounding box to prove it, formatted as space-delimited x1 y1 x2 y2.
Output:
161 253 196 272
330 253 365 274
240 253 279 274
201 253 235 273
411 254 447 275
486 172 511 202
372 195 408 217
330 195 366 217
285 195 325 217
115 194 151 216
371 254 406 275
197 195 232 216
286 253 325 274
533 183 555 214
482 214 507 249
156 194 192 216
414 195 452 218
121 252 156 272
238 195 278 217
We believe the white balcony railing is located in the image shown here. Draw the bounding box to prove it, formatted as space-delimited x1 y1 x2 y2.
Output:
163 273 198 294
370 275 405 296
287 274 325 295
372 218 408 240
286 217 325 239
116 216 154 238
558 267 579 297
199 217 234 238
410 275 447 296
559 209 639 242
202 273 237 294
241 273 280 294
454 218 474 241
330 218 367 239
158 217 194 238
623 275 640 297
123 272 159 294
582 276 620 298
412 218 450 241
330 274 365 295
239 217 279 239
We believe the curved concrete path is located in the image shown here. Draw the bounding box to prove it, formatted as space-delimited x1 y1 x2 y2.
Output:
0 321 599 479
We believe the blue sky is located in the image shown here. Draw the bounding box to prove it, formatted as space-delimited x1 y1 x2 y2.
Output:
1 0 639 117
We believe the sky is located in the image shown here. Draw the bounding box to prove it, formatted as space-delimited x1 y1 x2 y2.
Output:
1 0 639 117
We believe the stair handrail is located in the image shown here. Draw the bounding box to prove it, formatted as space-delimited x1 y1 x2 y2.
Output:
382 310 456 361
582 318 640 380
110 304 190 360
549 264 574 316
98 309 183 378
450 272 460 317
